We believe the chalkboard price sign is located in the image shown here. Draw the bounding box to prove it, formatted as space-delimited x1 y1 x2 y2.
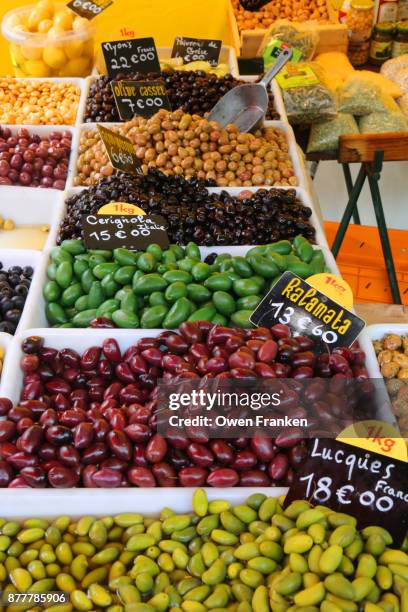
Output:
171 36 222 66
102 37 160 78
111 80 171 121
285 438 408 546
250 272 365 350
82 213 170 250
67 0 112 19
97 124 141 176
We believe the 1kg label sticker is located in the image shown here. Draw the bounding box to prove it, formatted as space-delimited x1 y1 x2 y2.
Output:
67 0 112 19
250 271 365 350
285 438 408 546
102 37 160 78
82 213 170 250
111 80 171 121
97 124 141 176
171 36 222 66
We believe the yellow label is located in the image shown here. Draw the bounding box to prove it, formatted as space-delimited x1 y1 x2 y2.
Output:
276 66 319 89
97 202 146 215
337 420 408 462
307 273 354 310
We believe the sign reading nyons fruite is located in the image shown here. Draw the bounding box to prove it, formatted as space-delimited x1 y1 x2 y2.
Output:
102 37 160 77
67 0 113 19
171 36 222 66
250 272 365 350
285 438 408 546
111 80 171 121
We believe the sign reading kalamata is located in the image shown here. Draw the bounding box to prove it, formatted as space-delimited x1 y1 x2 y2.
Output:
250 272 365 350
111 80 171 121
102 37 160 78
171 36 222 66
67 0 112 19
285 439 408 545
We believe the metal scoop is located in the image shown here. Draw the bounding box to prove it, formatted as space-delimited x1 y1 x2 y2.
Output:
207 47 292 133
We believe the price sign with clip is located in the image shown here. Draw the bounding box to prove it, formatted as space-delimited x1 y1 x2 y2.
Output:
97 124 141 176
67 0 113 19
102 37 160 78
284 438 408 546
171 36 222 66
111 80 171 121
250 271 365 350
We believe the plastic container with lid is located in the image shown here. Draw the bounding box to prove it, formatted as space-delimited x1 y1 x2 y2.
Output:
370 22 394 64
347 0 375 42
1 1 95 78
392 21 408 57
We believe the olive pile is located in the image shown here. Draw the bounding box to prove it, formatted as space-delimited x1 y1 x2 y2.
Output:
84 71 280 123
374 333 408 437
0 263 33 334
0 490 407 612
58 171 315 246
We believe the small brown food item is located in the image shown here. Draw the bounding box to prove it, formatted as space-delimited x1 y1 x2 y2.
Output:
398 367 408 379
378 349 393 365
381 361 400 378
383 332 403 350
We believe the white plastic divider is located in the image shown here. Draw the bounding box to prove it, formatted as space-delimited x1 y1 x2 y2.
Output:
70 120 305 191
0 487 287 518
0 187 64 251
0 249 44 336
0 124 79 193
1 77 87 128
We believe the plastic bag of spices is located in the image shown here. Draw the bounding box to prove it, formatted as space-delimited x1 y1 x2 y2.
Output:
337 74 395 115
276 62 337 124
258 20 319 68
359 108 408 133
307 113 358 152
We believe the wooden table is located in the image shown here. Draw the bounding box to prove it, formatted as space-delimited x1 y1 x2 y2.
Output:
305 132 408 305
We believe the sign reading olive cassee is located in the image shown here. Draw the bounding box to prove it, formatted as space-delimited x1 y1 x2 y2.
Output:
171 36 222 66
102 37 160 78
250 271 365 350
82 213 170 250
97 124 141 176
285 439 408 545
111 80 171 121
67 0 112 19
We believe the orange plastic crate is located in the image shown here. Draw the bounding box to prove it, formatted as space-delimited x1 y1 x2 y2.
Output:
324 221 408 305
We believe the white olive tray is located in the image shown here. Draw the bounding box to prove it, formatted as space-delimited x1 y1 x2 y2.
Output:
0 77 87 128
0 249 44 335
0 124 79 193
0 186 64 251
67 120 306 191
364 324 408 379
0 487 287 518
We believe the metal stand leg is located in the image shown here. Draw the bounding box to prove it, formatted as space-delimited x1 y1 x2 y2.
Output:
366 152 401 304
342 163 361 225
309 160 319 180
332 165 366 258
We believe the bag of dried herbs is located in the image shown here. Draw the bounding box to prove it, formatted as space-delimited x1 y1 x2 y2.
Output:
307 113 358 153
258 20 319 68
359 109 408 133
337 74 398 115
276 62 337 124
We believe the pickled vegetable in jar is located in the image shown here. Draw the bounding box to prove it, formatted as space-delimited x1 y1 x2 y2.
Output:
369 22 394 64
1 0 95 78
392 21 408 57
348 39 371 65
347 0 374 42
